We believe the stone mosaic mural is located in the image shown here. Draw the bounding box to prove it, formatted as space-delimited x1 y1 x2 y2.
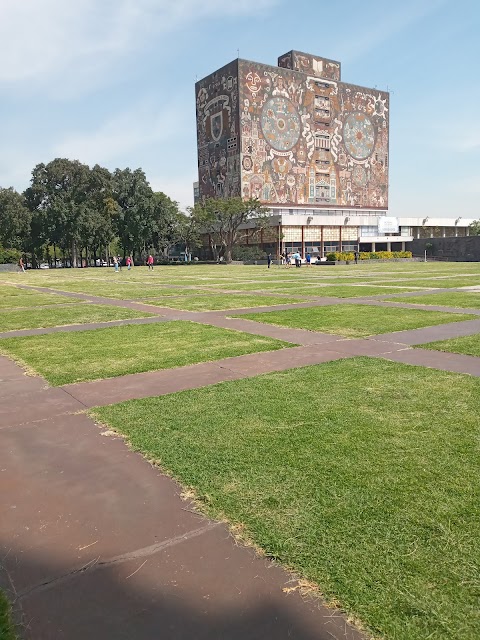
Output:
195 60 241 199
196 53 389 209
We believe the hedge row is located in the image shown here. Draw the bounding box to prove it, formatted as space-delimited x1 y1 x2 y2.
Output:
326 251 413 262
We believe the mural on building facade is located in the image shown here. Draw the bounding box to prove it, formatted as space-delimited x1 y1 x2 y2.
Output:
195 60 241 199
238 58 389 209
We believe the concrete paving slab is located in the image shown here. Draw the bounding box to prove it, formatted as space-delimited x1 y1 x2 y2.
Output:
368 318 480 345
194 315 340 346
62 360 243 408
0 412 217 594
216 345 346 376
61 345 348 408
384 348 480 376
329 339 410 357
0 315 170 339
12 523 363 640
0 387 84 428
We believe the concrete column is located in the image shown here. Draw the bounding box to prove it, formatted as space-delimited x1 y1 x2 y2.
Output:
372 242 376 252
320 226 324 257
401 241 405 251
387 241 391 251
301 225 305 258
443 227 446 237
339 226 342 253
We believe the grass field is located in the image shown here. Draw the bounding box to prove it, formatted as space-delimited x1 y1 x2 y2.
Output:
141 293 309 311
419 333 480 357
92 358 480 640
235 304 474 337
0 591 16 640
384 291 480 309
2 262 480 639
0 284 81 309
0 303 155 332
0 321 291 385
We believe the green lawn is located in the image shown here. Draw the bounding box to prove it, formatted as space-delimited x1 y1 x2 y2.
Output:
0 591 17 640
419 333 480 357
0 285 81 309
273 285 428 297
235 304 473 338
0 304 155 332
384 291 480 309
142 294 309 311
0 321 291 385
369 277 480 289
91 358 480 640
37 281 214 299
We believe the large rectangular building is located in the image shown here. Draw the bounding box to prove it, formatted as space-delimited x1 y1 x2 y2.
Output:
195 53 474 258
195 50 389 210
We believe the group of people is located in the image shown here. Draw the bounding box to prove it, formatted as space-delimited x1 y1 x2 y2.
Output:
278 251 312 268
113 255 154 272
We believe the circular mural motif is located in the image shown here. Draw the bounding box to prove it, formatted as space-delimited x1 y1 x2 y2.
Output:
352 165 367 186
261 97 301 152
343 113 375 160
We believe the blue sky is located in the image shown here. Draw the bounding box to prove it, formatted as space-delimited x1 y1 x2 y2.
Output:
0 0 478 218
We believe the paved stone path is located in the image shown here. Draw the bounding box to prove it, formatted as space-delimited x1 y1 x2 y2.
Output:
1 277 480 639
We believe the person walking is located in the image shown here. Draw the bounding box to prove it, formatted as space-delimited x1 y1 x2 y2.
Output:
113 256 119 272
19 257 25 272
285 251 290 268
354 250 359 264
147 254 154 270
126 256 132 270
306 252 311 267
267 253 272 269
118 256 122 271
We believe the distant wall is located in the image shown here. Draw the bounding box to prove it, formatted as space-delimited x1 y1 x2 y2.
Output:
410 236 480 261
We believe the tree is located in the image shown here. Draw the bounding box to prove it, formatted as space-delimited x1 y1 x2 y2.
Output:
112 168 154 257
176 211 201 260
469 220 480 235
192 197 269 263
25 158 92 266
0 187 31 250
148 192 181 259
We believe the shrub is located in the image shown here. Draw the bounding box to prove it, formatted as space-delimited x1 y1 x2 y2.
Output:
326 252 337 262
0 246 21 264
232 246 266 261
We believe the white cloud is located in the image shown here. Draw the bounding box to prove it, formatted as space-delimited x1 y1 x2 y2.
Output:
0 0 278 90
52 100 185 165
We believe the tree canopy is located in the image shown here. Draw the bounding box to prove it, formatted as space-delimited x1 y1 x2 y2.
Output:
191 197 268 263
1 159 275 266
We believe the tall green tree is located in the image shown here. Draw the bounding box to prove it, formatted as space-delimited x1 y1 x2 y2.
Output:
176 211 201 260
25 158 91 266
148 192 181 258
192 197 269 263
0 187 31 250
112 168 154 257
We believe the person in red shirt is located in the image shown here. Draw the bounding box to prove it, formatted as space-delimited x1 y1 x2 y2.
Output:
147 254 154 270
126 256 131 270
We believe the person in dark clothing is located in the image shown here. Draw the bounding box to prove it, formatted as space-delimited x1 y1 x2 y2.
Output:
267 253 272 268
